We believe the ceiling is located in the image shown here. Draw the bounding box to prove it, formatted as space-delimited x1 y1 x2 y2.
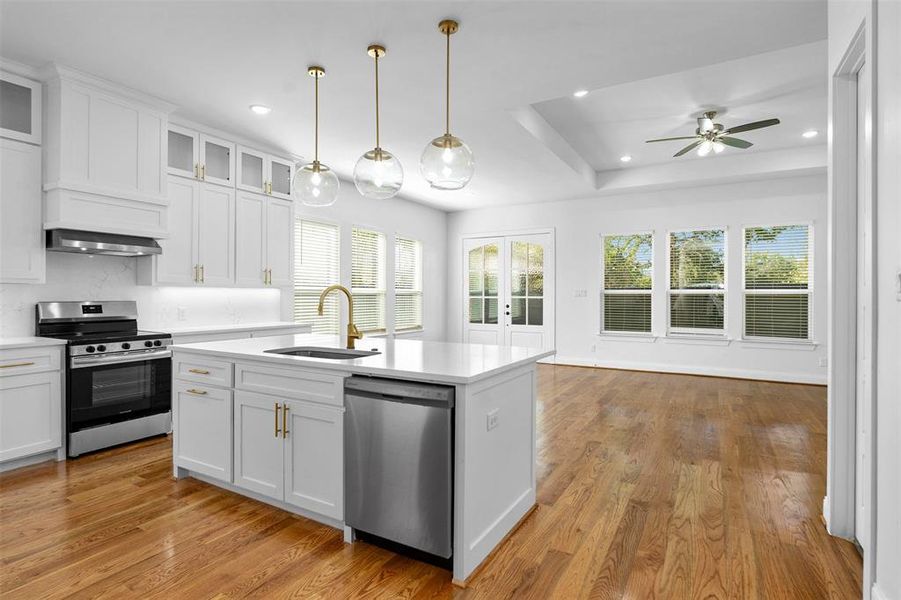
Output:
0 1 827 212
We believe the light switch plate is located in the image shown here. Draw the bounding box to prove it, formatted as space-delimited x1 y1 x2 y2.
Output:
487 409 499 431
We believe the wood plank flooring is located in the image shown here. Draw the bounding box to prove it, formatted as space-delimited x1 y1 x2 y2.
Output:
0 366 862 599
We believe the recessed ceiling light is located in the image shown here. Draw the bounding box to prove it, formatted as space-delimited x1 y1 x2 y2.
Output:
573 89 589 98
802 129 818 138
620 155 632 163
249 104 271 115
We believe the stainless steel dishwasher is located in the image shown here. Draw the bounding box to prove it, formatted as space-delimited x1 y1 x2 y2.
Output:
344 376 454 558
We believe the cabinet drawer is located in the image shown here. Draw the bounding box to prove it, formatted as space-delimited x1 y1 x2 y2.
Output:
174 356 233 387
0 347 61 377
234 361 345 407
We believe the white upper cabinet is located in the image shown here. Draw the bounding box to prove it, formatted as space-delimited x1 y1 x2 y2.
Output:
0 138 45 283
235 192 293 287
0 71 41 145
197 184 235 285
153 176 198 285
237 145 294 201
167 125 234 188
42 65 174 237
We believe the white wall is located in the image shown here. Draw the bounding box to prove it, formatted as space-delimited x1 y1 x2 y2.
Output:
447 174 828 384
0 252 282 336
283 179 447 342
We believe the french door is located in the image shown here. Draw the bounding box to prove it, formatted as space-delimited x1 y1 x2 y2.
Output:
462 232 554 351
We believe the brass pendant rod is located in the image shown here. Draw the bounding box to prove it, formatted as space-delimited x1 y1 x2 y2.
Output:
445 27 450 136
314 73 319 163
374 51 380 150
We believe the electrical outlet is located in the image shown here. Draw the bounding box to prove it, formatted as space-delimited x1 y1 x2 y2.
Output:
486 409 499 431
177 306 187 321
573 289 588 298
819 357 827 368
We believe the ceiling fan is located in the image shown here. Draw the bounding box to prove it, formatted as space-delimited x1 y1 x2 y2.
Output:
646 111 780 157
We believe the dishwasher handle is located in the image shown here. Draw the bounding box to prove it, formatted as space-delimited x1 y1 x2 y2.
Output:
345 389 454 409
345 377 454 408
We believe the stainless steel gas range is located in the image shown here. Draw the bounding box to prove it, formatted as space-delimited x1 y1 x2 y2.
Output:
35 301 172 457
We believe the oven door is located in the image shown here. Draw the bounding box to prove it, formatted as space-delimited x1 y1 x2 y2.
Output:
68 350 172 429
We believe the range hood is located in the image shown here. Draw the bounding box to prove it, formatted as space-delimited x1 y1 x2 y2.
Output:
46 229 162 257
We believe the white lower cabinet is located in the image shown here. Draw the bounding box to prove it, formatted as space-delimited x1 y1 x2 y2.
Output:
0 371 61 462
233 390 343 519
173 381 232 481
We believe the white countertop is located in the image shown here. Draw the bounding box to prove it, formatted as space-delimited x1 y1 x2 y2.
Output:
0 337 68 350
164 322 310 336
173 333 555 384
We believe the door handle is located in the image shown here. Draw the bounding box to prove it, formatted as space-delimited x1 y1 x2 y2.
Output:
274 402 281 437
0 361 35 369
282 404 289 438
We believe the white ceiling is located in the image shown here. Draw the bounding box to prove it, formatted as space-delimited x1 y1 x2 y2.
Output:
0 1 827 212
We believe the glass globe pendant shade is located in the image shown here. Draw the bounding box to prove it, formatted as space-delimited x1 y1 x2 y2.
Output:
419 133 474 190
293 161 339 207
353 148 404 200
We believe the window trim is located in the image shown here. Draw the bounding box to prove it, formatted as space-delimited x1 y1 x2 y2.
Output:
665 226 729 337
293 216 341 335
394 234 424 333
598 230 655 336
351 225 388 334
740 221 814 343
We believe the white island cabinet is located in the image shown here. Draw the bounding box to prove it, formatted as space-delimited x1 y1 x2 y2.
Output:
171 333 554 585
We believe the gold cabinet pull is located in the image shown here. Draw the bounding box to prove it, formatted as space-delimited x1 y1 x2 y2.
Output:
188 368 210 375
282 404 289 438
194 163 199 179
274 403 281 437
0 361 35 369
186 388 207 395
200 264 205 283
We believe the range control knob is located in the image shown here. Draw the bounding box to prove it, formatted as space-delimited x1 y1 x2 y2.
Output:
96 345 106 352
121 343 131 350
145 341 154 348
85 346 96 353
153 340 162 347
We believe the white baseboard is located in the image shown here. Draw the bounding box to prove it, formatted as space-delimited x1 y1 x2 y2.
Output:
550 355 827 385
872 583 892 600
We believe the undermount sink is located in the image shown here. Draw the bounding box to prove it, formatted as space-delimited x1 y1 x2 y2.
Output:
264 346 381 360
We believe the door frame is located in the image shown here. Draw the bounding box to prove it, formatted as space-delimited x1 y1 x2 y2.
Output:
826 17 877 599
459 227 555 351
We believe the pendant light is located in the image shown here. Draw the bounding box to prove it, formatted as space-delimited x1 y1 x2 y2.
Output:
419 19 474 190
293 66 340 207
353 45 404 199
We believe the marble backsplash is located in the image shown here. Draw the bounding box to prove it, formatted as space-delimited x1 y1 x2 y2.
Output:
0 253 283 337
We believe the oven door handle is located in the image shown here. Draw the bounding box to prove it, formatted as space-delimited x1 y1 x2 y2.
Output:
70 350 172 369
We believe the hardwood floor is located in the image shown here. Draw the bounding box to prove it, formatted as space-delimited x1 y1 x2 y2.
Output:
0 365 861 599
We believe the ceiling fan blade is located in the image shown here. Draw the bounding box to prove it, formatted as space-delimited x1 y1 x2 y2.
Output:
673 140 703 157
723 118 780 135
719 136 753 149
645 136 699 143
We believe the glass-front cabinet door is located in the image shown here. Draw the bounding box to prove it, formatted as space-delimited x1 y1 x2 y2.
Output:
236 145 267 194
167 125 199 179
269 157 294 200
200 134 234 187
0 71 41 144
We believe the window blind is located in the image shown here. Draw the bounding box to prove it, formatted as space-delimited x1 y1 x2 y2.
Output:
352 227 386 332
743 225 811 339
602 233 653 333
395 236 423 331
293 219 339 334
668 229 726 334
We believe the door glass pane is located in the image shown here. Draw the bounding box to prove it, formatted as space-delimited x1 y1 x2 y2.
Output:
484 271 498 296
241 152 264 188
0 80 32 134
528 298 544 326
511 298 526 325
168 130 194 172
511 242 527 295
485 298 498 324
271 160 292 195
204 140 230 181
469 298 483 323
528 244 544 295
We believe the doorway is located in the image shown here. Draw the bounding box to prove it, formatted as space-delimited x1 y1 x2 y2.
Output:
462 230 555 351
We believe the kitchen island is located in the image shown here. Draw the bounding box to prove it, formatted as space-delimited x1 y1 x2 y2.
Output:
170 333 554 585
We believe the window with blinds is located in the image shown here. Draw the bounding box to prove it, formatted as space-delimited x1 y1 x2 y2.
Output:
668 229 726 334
601 233 653 333
395 236 423 331
294 219 340 334
352 227 386 332
743 225 811 340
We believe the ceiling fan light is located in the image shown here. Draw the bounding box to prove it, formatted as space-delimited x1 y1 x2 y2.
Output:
697 140 713 156
713 141 725 154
